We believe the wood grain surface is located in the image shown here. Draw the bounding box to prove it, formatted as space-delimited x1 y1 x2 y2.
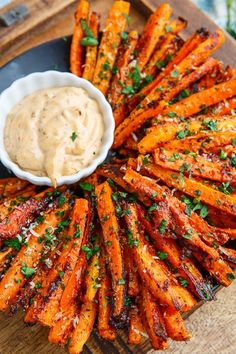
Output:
0 1 236 353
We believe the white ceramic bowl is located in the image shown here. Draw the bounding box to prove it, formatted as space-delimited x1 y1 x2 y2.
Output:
0 71 114 186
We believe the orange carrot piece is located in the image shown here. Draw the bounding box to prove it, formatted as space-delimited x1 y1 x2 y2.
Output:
24 199 89 326
68 300 97 354
70 0 90 76
82 12 99 81
139 287 168 350
125 202 196 312
95 182 125 320
154 148 236 184
97 257 117 341
128 305 146 345
108 30 139 109
162 307 191 341
135 3 172 71
0 203 69 311
92 1 130 95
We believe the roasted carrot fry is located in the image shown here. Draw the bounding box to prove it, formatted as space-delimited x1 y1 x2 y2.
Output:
125 202 196 312
108 30 138 109
162 307 191 341
70 0 90 76
137 204 214 301
135 3 172 71
123 241 139 297
68 300 97 354
213 96 236 115
0 189 62 241
163 79 236 118
141 162 236 216
138 115 236 153
113 57 221 147
0 202 69 311
0 178 29 200
219 246 236 266
154 148 236 184
48 257 86 344
144 18 187 76
92 1 130 95
82 12 99 81
95 182 125 321
24 199 89 326
139 287 168 350
128 28 209 110
128 305 146 345
97 254 117 341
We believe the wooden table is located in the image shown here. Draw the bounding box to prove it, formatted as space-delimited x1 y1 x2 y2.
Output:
0 1 235 353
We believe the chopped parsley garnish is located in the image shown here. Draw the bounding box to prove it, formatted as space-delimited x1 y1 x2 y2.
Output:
202 119 218 131
181 195 208 218
165 24 172 32
219 149 227 160
80 19 98 46
58 195 66 207
178 277 189 288
117 278 125 285
159 219 167 234
170 69 179 78
176 129 191 139
127 229 139 247
218 182 233 195
79 182 94 191
82 244 100 260
157 251 168 261
148 203 158 213
70 132 77 142
227 273 235 280
121 31 128 41
156 60 165 69
4 237 21 251
21 263 36 278
143 154 150 165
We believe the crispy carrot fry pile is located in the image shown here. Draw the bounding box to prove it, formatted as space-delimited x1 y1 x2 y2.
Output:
0 1 235 353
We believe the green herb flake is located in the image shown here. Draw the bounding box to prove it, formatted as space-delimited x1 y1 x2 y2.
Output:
159 219 167 234
118 278 125 285
157 251 168 261
178 277 189 288
21 263 36 278
79 181 94 191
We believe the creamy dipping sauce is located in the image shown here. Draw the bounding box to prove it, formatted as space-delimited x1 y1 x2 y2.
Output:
4 86 104 186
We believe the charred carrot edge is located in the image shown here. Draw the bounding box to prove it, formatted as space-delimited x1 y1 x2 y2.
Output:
70 0 90 76
154 148 236 184
162 307 191 341
142 162 236 216
128 305 146 345
92 1 130 95
68 300 98 354
97 254 117 341
163 79 236 118
125 202 196 312
213 96 236 115
135 3 172 71
163 131 236 153
24 199 89 326
113 56 221 148
0 203 69 311
137 204 214 301
95 182 125 320
108 30 138 109
143 17 187 76
138 115 236 153
82 12 99 81
0 188 61 241
127 28 210 111
219 246 236 266
48 257 86 344
139 287 168 350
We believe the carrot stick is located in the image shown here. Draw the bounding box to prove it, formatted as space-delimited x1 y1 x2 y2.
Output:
154 148 236 184
82 12 99 81
92 1 130 95
127 28 210 111
143 18 187 76
137 204 214 301
0 202 69 311
139 287 168 350
125 202 196 312
24 199 89 326
128 305 146 345
68 300 97 354
95 182 125 321
138 115 236 153
141 162 236 216
213 96 236 115
0 178 29 199
108 30 139 109
70 0 90 76
113 57 220 148
97 255 117 341
135 3 172 71
162 307 191 341
163 79 236 118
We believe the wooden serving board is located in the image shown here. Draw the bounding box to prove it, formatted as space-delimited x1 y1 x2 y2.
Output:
0 1 236 354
